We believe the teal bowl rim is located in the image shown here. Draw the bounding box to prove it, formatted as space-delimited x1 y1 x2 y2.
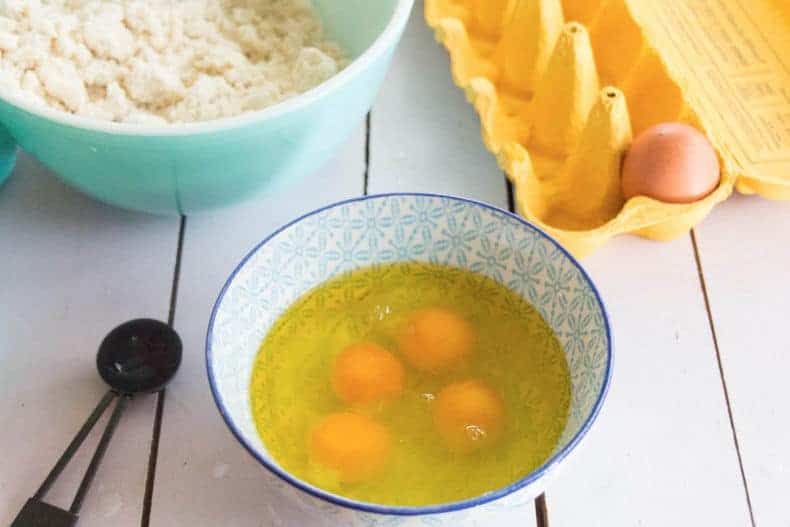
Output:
0 0 414 136
206 192 614 517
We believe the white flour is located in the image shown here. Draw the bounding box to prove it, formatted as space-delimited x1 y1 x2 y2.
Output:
0 0 347 124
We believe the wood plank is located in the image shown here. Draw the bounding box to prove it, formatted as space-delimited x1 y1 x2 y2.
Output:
367 1 506 207
151 2 515 523
149 127 366 526
0 154 178 526
695 194 790 527
547 235 752 526
369 4 536 525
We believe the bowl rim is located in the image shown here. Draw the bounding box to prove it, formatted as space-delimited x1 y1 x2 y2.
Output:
0 0 414 137
206 192 614 516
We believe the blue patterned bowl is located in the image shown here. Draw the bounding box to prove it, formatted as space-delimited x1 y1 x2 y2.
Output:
207 194 612 525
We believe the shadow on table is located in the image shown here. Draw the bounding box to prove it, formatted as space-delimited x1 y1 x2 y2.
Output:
0 153 173 230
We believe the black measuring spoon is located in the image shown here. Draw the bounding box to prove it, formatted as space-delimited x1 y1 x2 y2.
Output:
11 319 182 527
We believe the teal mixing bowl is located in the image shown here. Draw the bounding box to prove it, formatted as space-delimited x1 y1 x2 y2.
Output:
0 0 413 214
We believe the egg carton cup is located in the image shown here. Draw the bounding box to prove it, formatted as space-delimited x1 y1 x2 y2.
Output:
426 0 790 256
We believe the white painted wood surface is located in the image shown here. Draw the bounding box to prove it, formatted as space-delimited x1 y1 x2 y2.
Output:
547 235 752 526
696 195 790 527
0 2 783 526
149 128 366 526
0 155 179 526
368 5 506 207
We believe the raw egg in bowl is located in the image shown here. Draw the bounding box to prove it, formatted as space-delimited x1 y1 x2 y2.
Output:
207 193 612 525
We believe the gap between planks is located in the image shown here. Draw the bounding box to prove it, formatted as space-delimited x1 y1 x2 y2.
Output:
689 229 756 527
138 111 372 525
506 177 549 527
141 215 187 527
504 181 754 526
363 111 372 196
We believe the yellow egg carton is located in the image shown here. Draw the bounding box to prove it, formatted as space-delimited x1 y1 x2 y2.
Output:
425 0 790 256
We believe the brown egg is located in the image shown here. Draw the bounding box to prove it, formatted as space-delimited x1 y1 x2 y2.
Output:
621 123 720 203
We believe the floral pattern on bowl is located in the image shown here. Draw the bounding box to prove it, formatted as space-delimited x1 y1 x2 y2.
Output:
207 193 612 526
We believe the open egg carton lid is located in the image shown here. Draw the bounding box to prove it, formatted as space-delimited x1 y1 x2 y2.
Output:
426 0 790 257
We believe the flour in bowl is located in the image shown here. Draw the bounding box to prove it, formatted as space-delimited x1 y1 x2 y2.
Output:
0 0 348 124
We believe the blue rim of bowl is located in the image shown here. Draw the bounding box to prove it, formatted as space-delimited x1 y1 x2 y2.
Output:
206 192 614 516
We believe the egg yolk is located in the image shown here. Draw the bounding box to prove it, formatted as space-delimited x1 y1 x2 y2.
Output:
331 343 405 405
433 380 505 454
309 412 391 483
398 307 475 373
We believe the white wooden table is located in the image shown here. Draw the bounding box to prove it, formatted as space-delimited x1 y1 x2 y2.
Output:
1 4 787 526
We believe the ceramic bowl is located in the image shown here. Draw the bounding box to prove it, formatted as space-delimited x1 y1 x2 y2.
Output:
207 193 612 526
0 0 413 214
